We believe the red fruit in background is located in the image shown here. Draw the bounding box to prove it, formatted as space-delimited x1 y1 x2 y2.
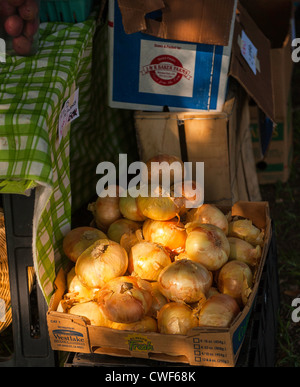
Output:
0 1 17 18
23 18 39 39
7 0 25 6
4 14 24 37
18 0 38 21
13 35 32 55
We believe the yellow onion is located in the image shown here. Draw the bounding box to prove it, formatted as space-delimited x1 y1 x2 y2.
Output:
157 302 198 335
75 239 128 289
143 154 184 186
128 241 171 281
68 301 112 327
171 180 204 215
110 316 158 332
147 282 169 319
97 276 153 323
66 267 98 303
228 237 261 266
228 219 264 246
63 227 107 263
158 259 212 304
88 185 122 231
142 218 187 254
120 229 143 254
198 294 240 328
137 194 180 221
186 204 228 235
107 218 141 243
119 193 147 222
218 260 253 306
185 224 230 271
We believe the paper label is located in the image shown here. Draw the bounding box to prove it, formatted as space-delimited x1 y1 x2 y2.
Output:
240 30 257 75
0 39 6 63
58 88 80 142
139 40 196 97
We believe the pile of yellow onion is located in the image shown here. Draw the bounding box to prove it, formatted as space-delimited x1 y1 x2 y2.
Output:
59 154 265 335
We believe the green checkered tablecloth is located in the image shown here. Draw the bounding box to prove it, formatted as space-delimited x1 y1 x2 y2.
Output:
0 19 97 304
0 16 139 304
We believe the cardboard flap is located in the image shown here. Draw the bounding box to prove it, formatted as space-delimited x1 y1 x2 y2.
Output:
229 3 275 122
117 0 165 34
239 0 293 48
118 0 237 45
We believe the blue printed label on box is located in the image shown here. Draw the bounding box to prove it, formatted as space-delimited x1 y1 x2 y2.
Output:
108 0 236 112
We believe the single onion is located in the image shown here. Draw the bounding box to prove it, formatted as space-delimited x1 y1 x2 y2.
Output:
63 227 107 263
142 218 187 254
171 180 204 215
185 224 230 271
228 219 264 246
128 241 171 281
198 294 240 328
157 302 198 335
228 237 261 266
147 282 169 319
186 204 229 235
119 193 147 222
143 154 184 186
107 218 141 243
218 260 253 306
75 239 128 289
110 316 158 332
137 194 180 221
66 267 98 303
68 301 113 327
97 276 153 323
158 259 212 304
88 185 122 231
120 230 143 254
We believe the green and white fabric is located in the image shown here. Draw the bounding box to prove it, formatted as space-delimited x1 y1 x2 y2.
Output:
0 15 139 304
0 19 97 303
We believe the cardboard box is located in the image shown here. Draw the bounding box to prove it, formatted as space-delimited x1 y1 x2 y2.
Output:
47 201 272 368
229 2 275 122
108 0 238 112
239 0 294 120
135 83 262 206
250 98 294 185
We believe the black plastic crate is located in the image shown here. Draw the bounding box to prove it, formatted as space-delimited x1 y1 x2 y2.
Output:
0 192 56 367
64 223 279 368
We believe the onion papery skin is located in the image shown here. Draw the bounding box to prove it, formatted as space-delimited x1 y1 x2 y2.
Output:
88 185 122 231
185 224 230 271
128 241 172 281
186 204 229 235
107 218 141 243
137 195 180 221
147 282 169 319
171 180 204 215
158 259 212 304
119 194 147 222
68 301 113 327
142 218 187 254
120 231 141 254
75 239 128 289
63 227 107 263
228 237 261 266
198 294 240 328
66 267 98 303
97 276 153 323
228 219 264 246
157 302 198 335
217 260 253 306
110 316 158 332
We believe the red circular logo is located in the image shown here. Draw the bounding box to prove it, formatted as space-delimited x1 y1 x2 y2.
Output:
149 55 183 86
